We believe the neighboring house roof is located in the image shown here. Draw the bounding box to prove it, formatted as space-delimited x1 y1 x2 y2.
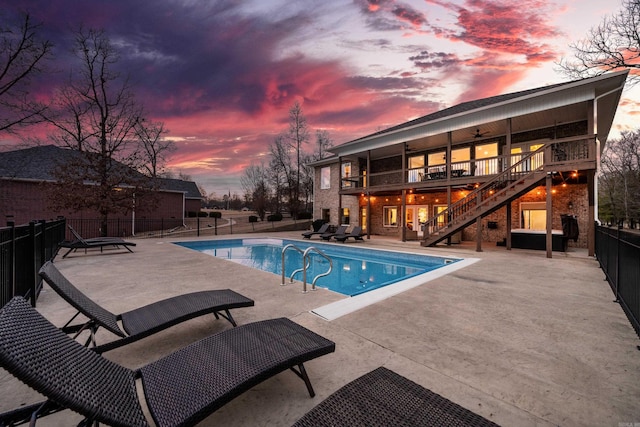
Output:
325 70 628 160
0 145 200 197
155 177 203 199
0 144 79 181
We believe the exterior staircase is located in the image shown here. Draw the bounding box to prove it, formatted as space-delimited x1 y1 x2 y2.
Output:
420 147 547 247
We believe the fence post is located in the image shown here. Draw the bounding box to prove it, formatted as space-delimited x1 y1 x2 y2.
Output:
9 222 16 301
29 221 37 307
614 225 621 302
197 216 200 237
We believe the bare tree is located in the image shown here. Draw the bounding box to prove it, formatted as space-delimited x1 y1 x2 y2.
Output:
0 12 52 134
134 119 175 177
285 101 310 217
241 163 269 220
268 135 291 214
558 0 640 84
314 129 333 160
46 28 153 236
599 129 640 226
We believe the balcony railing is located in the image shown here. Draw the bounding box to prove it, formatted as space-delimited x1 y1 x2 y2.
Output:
341 136 595 191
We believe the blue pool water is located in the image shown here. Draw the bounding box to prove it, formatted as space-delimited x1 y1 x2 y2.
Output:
175 238 460 297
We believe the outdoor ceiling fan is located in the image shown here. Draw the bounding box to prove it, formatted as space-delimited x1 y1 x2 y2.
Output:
473 128 489 138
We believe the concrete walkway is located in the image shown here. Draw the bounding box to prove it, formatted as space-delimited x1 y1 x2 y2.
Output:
1 233 639 426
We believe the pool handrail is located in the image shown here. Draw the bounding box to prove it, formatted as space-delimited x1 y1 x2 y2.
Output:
303 246 333 293
281 244 333 293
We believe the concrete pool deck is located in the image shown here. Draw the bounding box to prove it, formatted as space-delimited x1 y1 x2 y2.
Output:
1 232 639 426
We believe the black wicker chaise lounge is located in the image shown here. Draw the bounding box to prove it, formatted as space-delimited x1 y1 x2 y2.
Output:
0 297 336 427
39 261 255 353
301 223 330 239
293 367 501 427
320 225 347 241
333 226 365 243
57 225 137 258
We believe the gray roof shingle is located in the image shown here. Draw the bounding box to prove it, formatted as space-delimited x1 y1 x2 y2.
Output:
0 145 201 198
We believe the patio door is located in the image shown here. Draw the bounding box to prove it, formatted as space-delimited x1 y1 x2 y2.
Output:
407 205 429 237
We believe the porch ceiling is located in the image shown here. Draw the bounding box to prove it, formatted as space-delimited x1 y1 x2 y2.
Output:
354 101 589 162
334 70 627 163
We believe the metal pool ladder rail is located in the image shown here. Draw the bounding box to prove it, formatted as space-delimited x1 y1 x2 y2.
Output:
281 244 333 293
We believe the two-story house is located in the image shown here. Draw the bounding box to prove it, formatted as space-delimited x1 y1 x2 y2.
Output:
311 70 628 256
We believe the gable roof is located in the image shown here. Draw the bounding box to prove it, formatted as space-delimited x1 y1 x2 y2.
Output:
155 177 202 199
0 145 201 197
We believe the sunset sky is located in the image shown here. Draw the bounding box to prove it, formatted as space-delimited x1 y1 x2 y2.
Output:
1 0 638 196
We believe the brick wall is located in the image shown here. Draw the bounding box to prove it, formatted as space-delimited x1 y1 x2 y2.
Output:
1 179 187 226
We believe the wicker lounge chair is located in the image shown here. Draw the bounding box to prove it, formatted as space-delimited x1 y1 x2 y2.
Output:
0 297 336 427
57 225 137 258
301 223 329 239
333 226 365 242
39 261 254 353
293 367 500 426
320 225 347 241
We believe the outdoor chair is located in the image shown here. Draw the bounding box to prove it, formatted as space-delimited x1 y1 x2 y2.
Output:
333 226 365 243
57 225 137 258
301 223 329 239
292 367 500 426
39 261 255 353
320 225 347 241
0 297 336 427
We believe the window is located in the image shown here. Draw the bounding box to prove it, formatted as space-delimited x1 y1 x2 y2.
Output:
360 207 367 231
521 202 546 230
408 155 425 182
342 208 350 225
475 142 498 175
322 208 330 223
383 206 398 227
434 205 448 228
341 162 352 188
451 147 470 176
320 167 330 189
427 151 446 166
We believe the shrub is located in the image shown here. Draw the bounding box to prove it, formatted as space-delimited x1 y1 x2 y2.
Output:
267 213 283 222
298 211 313 220
186 211 197 218
248 215 258 223
209 211 222 218
197 211 208 217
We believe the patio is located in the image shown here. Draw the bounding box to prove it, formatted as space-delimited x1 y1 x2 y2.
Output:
1 232 639 426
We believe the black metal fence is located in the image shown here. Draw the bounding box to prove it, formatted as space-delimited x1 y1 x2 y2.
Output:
66 216 311 239
595 224 640 338
0 219 66 308
66 217 184 239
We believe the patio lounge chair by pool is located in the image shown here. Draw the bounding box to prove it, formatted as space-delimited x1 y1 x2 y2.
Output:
57 225 137 258
292 367 500 427
39 261 255 353
0 297 335 427
301 223 329 239
320 225 347 241
333 226 365 243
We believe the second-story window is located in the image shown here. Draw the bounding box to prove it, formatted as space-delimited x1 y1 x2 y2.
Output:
342 161 352 188
320 167 330 189
408 155 425 182
475 142 498 175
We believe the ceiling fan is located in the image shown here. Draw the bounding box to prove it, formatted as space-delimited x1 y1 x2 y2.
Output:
473 128 489 138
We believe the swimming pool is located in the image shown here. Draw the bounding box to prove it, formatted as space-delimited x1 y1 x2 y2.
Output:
175 238 461 297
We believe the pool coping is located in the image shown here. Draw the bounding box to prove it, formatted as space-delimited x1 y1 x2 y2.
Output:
175 237 479 321
310 257 480 320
